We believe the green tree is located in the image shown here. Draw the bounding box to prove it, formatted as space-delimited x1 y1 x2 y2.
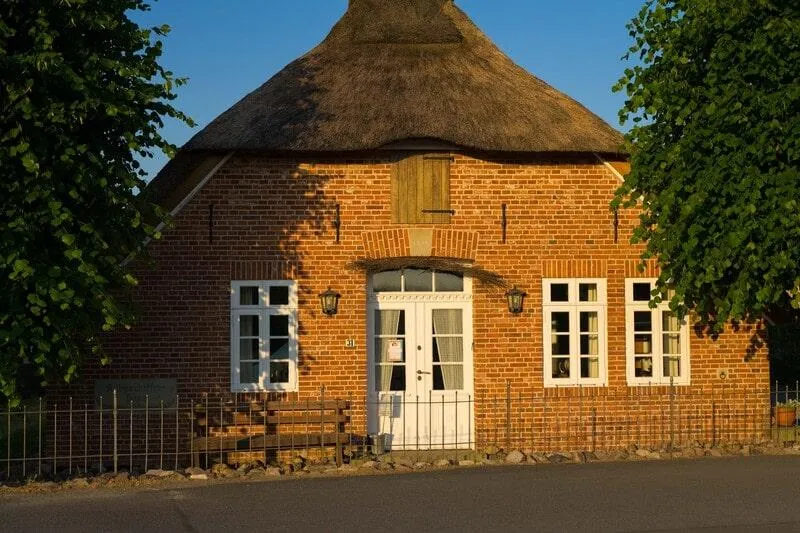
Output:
614 0 800 330
0 0 192 403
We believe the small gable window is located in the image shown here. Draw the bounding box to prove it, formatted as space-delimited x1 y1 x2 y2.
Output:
391 154 452 224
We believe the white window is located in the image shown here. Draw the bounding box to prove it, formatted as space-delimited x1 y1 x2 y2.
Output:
230 281 298 392
625 279 690 385
371 269 466 293
542 279 607 387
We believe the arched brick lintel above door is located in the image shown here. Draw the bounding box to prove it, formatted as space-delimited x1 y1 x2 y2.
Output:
361 229 480 260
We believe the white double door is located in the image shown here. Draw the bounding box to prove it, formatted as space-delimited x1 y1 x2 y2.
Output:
368 297 473 450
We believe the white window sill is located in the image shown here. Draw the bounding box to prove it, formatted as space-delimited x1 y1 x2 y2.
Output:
231 385 298 393
543 381 608 388
626 379 691 387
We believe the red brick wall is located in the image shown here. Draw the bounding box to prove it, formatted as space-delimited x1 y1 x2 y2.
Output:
68 151 768 448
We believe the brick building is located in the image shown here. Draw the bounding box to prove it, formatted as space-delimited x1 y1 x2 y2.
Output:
88 0 767 451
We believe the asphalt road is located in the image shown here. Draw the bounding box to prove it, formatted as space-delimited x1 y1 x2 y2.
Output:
2 456 800 533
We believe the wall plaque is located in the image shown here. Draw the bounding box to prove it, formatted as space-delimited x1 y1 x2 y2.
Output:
387 339 404 362
94 379 177 408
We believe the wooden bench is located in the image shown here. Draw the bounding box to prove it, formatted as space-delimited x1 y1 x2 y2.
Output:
192 399 351 467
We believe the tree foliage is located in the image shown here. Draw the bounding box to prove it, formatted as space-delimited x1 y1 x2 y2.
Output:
0 0 192 402
614 0 800 330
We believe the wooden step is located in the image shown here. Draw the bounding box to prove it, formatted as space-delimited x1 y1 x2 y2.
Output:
250 433 351 448
207 425 265 438
193 433 350 452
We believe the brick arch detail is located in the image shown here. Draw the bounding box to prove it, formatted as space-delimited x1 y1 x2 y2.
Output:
538 259 660 279
431 229 479 260
361 229 479 260
541 259 609 278
231 260 300 280
624 259 660 278
361 229 410 259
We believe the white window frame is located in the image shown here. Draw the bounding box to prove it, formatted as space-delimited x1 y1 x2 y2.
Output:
625 279 690 386
370 269 471 295
542 278 608 387
230 281 298 392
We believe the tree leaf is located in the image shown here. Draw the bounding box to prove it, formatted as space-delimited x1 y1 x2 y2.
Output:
0 0 192 403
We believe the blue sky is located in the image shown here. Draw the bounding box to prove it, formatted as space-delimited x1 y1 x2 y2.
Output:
135 1 641 180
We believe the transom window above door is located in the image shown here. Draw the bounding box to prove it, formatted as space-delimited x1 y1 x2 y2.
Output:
372 269 464 293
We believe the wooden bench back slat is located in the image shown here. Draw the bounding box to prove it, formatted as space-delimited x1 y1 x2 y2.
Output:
264 413 350 424
263 400 350 411
197 413 350 427
195 400 349 414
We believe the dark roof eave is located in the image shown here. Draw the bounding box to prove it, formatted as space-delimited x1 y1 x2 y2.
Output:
179 145 629 159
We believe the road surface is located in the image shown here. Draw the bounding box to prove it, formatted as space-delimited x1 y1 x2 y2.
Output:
2 456 799 532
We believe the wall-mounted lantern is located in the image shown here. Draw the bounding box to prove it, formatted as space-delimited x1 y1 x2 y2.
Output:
319 287 341 316
505 286 526 314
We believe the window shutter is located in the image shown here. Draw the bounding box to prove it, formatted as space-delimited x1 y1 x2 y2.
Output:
391 154 451 224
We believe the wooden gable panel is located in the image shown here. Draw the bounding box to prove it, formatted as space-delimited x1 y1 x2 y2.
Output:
608 160 630 178
391 154 451 224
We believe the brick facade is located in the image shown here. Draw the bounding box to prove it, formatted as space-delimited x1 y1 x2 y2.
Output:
67 151 768 449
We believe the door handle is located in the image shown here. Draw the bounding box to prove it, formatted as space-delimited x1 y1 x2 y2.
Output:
416 370 431 375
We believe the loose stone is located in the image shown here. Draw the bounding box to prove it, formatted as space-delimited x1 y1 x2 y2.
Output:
505 450 525 464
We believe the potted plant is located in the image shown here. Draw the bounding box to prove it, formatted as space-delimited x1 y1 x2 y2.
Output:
774 400 800 427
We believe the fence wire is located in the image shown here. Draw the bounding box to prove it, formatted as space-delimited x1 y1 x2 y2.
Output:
1 382 797 481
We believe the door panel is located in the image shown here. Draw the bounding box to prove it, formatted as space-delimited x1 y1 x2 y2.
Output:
369 299 472 450
371 304 412 449
424 303 471 449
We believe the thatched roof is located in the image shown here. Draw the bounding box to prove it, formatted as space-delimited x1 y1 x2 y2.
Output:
179 0 625 155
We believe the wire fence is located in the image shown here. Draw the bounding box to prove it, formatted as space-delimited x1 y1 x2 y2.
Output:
0 382 797 482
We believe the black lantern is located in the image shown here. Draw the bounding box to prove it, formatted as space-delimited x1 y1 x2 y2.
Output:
505 286 526 314
319 287 340 316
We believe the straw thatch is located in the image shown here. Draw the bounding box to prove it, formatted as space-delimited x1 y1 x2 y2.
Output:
180 0 624 155
347 257 507 288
